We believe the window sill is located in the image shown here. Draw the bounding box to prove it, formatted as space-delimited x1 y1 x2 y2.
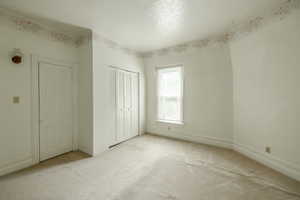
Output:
156 120 184 125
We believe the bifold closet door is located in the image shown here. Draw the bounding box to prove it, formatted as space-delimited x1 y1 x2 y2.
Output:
39 63 73 161
114 69 139 145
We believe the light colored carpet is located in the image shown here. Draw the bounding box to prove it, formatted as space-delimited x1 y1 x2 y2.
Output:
0 134 299 200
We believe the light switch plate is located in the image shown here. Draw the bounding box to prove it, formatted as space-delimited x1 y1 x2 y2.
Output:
13 96 20 104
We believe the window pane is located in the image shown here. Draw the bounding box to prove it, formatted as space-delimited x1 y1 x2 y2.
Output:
160 71 181 97
157 66 183 123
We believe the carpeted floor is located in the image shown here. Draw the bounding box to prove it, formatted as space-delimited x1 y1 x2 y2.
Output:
0 134 300 200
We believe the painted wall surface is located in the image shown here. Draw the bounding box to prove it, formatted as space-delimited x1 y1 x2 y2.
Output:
78 35 94 155
92 34 146 155
230 9 300 178
144 44 233 148
0 21 80 175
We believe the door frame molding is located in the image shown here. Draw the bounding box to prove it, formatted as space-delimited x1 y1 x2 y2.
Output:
31 55 78 163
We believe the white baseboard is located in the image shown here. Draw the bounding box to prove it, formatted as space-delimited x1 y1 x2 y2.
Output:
1 135 299 182
78 145 93 156
234 143 300 182
147 131 233 149
0 157 34 177
146 131 300 182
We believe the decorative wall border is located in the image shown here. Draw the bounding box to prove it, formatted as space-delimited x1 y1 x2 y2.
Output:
92 32 139 56
140 0 300 58
0 8 140 54
0 8 90 48
1 1 299 54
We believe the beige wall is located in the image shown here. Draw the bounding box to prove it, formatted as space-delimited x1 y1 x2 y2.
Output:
230 9 300 180
144 44 233 148
78 34 94 155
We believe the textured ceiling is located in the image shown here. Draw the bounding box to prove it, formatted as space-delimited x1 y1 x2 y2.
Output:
0 0 286 52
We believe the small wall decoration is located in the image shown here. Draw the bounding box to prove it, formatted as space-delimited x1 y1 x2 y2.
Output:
11 48 23 64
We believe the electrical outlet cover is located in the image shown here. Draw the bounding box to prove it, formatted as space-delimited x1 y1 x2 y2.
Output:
13 96 20 104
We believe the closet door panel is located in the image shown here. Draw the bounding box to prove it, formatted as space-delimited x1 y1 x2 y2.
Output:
116 71 125 142
108 68 117 145
131 73 139 137
124 72 132 140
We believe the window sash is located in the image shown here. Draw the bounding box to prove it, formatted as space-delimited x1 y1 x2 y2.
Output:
157 66 183 123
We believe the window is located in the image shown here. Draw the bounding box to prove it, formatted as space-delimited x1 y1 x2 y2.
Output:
157 66 183 124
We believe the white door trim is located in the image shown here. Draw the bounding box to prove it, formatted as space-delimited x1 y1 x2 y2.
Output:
31 55 78 163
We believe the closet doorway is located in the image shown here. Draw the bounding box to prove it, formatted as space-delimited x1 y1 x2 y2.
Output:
109 67 139 146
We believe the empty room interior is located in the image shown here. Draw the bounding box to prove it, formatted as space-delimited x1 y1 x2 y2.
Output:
1 0 300 199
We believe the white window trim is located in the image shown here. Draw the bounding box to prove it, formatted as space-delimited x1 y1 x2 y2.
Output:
156 64 184 125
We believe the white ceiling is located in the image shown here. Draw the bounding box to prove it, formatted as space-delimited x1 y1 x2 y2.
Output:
0 0 285 52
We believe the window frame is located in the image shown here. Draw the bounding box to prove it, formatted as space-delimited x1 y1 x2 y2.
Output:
156 64 184 125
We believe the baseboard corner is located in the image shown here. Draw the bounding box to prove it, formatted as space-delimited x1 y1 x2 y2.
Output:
234 143 300 182
0 157 34 177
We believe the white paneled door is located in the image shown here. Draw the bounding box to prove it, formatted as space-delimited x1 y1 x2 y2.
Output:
110 68 139 146
39 63 73 161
